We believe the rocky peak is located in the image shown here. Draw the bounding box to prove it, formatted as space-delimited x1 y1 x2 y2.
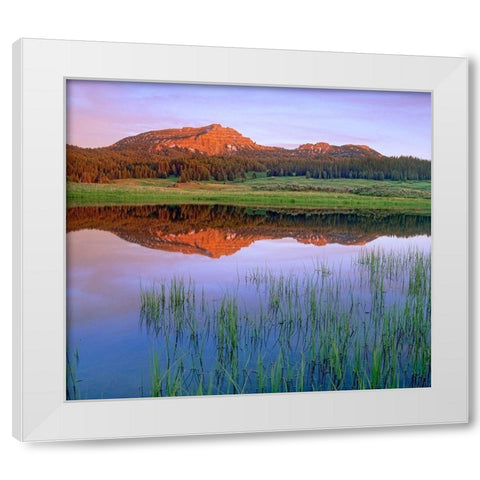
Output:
112 123 263 156
297 142 382 158
109 124 384 158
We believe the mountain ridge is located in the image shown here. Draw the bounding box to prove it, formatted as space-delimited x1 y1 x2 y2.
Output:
66 123 431 184
109 123 384 158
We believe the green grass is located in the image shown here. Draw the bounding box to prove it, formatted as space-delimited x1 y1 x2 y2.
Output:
246 175 431 192
141 247 431 397
67 176 431 213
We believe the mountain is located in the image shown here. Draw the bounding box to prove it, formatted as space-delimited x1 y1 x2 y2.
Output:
67 124 431 184
110 123 383 158
297 142 382 158
111 123 274 156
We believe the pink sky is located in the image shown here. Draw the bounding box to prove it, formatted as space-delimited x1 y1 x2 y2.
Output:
67 80 431 159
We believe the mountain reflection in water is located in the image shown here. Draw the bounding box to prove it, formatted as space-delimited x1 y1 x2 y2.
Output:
66 204 430 258
66 204 431 399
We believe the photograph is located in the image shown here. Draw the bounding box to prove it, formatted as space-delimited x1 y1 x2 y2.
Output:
66 80 432 400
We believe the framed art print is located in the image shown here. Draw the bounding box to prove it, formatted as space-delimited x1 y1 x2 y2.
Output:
13 39 468 441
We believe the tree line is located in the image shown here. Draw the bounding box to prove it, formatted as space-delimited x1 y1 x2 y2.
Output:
66 145 431 183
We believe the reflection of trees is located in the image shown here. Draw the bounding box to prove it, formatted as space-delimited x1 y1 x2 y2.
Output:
66 205 431 255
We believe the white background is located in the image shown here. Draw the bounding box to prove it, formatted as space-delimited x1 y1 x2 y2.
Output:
1 1 476 478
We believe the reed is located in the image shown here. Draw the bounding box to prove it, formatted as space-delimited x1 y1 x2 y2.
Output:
66 347 81 400
143 247 430 397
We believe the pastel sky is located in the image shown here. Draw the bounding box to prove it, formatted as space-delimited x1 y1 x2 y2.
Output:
66 80 431 159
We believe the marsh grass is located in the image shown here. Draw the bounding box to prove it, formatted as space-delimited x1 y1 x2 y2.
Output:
141 247 430 397
66 347 81 400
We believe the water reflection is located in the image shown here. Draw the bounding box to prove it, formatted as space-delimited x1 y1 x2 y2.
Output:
67 204 430 257
66 205 431 399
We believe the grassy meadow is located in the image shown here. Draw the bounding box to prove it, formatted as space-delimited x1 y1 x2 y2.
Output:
67 175 431 214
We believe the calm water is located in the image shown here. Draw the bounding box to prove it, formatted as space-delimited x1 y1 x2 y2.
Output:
66 205 431 399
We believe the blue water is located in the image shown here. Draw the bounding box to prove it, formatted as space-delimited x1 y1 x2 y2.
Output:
67 220 430 400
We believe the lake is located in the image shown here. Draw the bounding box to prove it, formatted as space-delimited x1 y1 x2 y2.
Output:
66 205 431 399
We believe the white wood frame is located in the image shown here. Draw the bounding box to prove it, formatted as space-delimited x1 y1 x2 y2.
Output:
12 39 468 442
